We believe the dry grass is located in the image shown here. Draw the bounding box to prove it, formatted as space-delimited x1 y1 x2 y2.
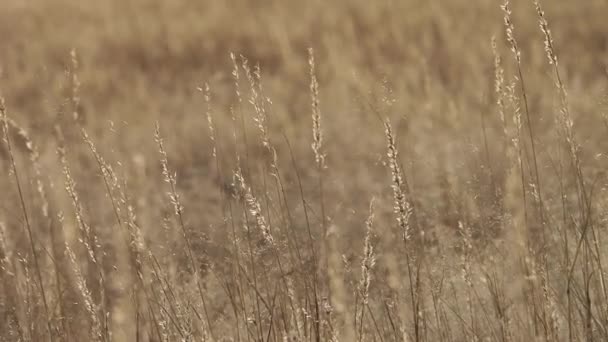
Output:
1 0 608 341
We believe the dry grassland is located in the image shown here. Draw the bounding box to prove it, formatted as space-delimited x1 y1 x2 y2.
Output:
1 0 608 341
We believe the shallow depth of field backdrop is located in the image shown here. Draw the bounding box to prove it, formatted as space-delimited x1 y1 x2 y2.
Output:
1 0 608 341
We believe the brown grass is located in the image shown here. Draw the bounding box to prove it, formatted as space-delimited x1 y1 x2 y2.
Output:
1 0 608 341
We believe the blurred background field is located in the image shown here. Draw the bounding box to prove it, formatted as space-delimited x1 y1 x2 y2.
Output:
1 0 608 341
2 0 607 233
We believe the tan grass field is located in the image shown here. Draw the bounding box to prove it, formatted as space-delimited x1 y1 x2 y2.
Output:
1 0 608 341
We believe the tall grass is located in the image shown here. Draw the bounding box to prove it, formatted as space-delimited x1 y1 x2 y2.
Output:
1 0 608 341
